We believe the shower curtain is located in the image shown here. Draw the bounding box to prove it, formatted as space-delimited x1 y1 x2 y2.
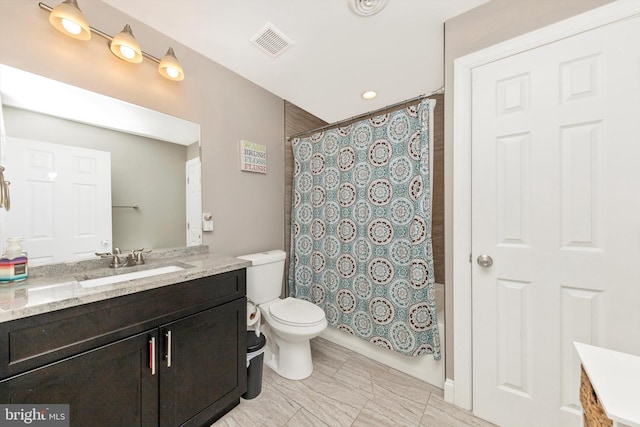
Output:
289 99 440 359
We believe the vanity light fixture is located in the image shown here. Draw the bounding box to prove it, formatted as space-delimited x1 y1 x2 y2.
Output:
48 0 91 41
158 48 185 81
40 1 185 81
109 24 143 63
362 90 377 100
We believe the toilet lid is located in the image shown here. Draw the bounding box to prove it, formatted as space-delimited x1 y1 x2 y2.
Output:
269 297 325 326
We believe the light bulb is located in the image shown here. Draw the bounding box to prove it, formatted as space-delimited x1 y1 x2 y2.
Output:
61 18 81 35
166 67 179 79
119 45 136 60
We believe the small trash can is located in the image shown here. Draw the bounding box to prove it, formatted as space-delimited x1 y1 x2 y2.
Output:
243 331 266 400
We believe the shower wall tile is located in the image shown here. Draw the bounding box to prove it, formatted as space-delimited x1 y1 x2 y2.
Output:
284 101 328 295
431 94 445 285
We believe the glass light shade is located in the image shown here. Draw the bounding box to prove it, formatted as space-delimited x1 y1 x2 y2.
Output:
61 18 81 35
158 48 185 81
109 24 143 63
49 0 91 41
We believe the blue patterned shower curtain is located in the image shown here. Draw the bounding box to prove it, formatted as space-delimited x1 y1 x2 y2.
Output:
289 100 440 359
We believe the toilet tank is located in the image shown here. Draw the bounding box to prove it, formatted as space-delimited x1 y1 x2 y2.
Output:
237 250 287 305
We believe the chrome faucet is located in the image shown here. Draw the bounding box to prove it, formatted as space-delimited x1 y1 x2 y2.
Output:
129 248 151 265
95 248 151 268
96 248 132 268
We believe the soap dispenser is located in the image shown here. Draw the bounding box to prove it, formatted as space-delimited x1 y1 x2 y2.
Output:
0 237 28 283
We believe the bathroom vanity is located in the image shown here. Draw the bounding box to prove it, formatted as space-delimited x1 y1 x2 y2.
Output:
0 251 249 427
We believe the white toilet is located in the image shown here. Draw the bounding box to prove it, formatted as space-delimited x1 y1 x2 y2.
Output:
238 250 327 380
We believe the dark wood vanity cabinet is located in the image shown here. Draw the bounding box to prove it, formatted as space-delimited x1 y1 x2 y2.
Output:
159 301 244 427
0 269 247 427
0 331 159 426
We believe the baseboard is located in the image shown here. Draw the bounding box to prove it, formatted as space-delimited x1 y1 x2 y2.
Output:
444 378 455 404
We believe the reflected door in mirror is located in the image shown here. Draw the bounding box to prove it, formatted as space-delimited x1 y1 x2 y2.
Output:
186 158 202 246
5 137 112 265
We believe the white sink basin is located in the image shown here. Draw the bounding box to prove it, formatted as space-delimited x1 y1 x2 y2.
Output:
79 265 185 288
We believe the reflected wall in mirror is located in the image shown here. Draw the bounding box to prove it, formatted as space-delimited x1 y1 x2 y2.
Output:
0 64 202 266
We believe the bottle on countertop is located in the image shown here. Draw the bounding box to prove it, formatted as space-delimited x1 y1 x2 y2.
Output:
0 237 28 283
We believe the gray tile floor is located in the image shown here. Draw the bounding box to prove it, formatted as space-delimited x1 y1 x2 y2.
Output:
213 337 496 427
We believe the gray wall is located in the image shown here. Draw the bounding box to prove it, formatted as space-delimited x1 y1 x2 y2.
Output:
0 1 285 258
187 142 199 161
443 0 615 380
4 106 188 251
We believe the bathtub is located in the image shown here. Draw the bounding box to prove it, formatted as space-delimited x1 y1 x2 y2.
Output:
319 282 445 388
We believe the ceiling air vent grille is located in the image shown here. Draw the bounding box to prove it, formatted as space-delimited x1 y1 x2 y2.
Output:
250 23 294 58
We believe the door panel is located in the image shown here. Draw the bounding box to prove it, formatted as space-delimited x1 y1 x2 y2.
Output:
472 14 640 427
4 137 111 265
186 158 202 246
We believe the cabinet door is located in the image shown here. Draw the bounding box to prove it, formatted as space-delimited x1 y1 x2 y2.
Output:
159 299 246 427
0 331 159 427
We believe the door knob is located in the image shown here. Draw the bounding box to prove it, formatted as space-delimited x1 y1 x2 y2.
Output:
477 255 493 267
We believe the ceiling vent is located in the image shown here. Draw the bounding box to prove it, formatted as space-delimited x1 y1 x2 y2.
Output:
250 23 294 58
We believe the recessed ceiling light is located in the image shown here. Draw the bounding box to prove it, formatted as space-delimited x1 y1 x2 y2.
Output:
362 90 377 100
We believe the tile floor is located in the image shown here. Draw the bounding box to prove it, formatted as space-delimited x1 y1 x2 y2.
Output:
213 337 496 427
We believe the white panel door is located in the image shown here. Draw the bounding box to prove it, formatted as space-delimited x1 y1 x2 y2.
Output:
5 137 111 265
472 15 640 427
186 158 202 246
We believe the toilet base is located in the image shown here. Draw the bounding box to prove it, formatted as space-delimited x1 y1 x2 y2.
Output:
263 326 314 380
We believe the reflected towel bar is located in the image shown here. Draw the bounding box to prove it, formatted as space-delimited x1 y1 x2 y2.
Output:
112 205 139 209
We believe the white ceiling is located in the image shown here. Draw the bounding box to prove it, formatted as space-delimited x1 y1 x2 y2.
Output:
101 0 488 123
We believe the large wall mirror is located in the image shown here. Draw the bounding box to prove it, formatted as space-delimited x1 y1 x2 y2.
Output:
0 64 202 266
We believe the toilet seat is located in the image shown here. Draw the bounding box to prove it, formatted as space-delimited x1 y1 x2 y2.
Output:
268 297 325 327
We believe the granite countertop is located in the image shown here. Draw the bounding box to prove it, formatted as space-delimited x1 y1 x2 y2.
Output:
0 246 250 324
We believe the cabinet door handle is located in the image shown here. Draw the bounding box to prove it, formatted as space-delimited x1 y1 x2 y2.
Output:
149 336 156 376
165 330 172 368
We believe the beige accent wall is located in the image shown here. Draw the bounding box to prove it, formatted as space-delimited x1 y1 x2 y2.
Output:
0 1 284 258
443 0 615 380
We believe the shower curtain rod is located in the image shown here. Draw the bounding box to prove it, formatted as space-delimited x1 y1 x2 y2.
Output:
287 87 443 140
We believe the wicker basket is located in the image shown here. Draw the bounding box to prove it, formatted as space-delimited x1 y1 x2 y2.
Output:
580 365 613 427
